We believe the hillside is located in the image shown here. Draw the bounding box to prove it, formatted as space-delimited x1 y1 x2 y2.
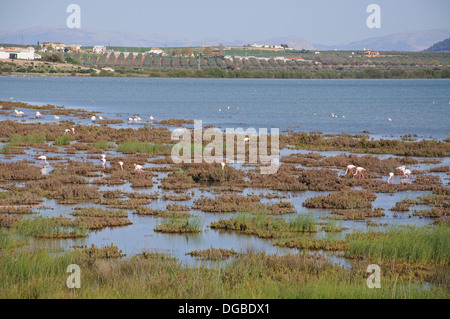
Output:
315 28 450 52
424 37 450 52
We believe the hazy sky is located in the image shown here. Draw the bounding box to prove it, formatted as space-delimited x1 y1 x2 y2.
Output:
1 0 449 45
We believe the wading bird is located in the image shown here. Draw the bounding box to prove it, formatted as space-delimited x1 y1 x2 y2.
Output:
71 128 75 134
38 155 48 166
221 162 225 170
354 167 366 179
150 116 154 121
36 111 42 118
100 158 106 169
65 129 71 134
134 164 143 174
345 164 356 175
54 115 60 120
91 116 96 121
395 165 406 177
387 172 394 183
118 161 124 171
403 169 412 180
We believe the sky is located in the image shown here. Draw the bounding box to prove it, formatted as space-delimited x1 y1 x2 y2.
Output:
1 0 449 45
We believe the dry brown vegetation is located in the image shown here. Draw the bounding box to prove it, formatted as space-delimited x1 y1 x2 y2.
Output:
303 189 377 209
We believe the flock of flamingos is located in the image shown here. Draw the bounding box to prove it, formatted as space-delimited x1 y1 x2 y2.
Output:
16 108 413 183
345 164 412 183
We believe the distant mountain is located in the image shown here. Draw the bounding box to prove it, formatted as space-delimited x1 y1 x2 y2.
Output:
314 28 450 51
250 36 315 50
0 26 193 47
424 37 450 52
0 26 449 52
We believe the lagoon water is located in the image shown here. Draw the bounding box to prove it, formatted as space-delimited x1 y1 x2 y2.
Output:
1 76 449 265
1 77 449 139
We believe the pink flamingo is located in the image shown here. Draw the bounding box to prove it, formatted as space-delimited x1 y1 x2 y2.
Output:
387 172 394 183
118 161 124 171
100 158 106 169
37 155 48 166
353 167 366 179
403 169 412 180
134 164 143 175
395 165 405 177
345 164 356 175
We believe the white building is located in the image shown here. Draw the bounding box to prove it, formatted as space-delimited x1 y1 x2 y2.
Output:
148 48 164 55
41 42 66 52
93 45 107 54
0 47 36 60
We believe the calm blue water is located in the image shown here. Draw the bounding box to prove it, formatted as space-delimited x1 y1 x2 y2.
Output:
1 77 449 139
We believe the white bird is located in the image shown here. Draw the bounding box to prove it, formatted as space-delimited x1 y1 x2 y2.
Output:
65 129 71 134
227 106 230 109
345 164 356 175
387 172 394 184
118 161 124 171
101 154 106 160
220 162 225 170
403 169 412 180
134 116 142 122
37 155 48 166
150 115 154 121
54 115 60 120
134 164 143 174
218 108 221 112
36 111 42 118
91 116 96 121
99 116 104 120
71 128 75 134
353 167 366 179
395 165 405 177
388 118 392 121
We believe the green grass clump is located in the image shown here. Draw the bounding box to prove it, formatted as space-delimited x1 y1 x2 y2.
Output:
117 141 172 154
13 216 87 239
346 226 450 264
288 213 317 232
93 141 115 150
1 133 47 153
211 213 317 238
154 216 202 233
9 133 46 145
55 135 71 146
